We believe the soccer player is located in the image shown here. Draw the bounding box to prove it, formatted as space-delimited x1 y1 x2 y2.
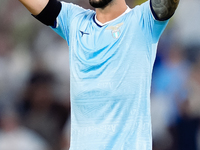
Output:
18 0 179 149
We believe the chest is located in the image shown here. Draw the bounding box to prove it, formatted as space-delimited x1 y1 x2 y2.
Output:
70 17 147 58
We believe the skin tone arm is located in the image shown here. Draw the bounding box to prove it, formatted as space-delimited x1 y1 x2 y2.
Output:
18 0 49 15
18 0 179 23
151 0 180 20
19 0 127 23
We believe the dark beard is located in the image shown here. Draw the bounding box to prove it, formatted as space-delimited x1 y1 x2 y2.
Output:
89 0 113 8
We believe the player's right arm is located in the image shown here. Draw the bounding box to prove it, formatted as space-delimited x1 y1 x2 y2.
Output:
19 0 49 15
19 0 62 27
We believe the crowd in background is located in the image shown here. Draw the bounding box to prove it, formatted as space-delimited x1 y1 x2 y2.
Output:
0 0 200 150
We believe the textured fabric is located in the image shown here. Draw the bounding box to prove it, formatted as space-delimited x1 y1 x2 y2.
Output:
51 1 168 149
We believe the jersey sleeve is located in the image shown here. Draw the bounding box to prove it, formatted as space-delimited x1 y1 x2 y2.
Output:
51 2 86 45
134 0 169 43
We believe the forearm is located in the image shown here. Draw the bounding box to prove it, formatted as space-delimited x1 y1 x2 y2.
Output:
19 0 62 26
19 0 49 15
150 0 180 21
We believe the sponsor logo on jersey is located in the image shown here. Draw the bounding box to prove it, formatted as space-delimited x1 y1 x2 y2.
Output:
106 23 124 39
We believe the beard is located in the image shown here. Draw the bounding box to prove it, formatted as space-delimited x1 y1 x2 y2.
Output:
89 0 113 8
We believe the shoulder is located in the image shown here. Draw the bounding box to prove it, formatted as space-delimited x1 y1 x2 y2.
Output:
61 2 84 11
126 1 151 20
130 1 169 22
131 1 150 15
60 2 94 17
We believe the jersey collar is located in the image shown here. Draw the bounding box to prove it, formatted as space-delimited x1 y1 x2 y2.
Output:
94 6 131 27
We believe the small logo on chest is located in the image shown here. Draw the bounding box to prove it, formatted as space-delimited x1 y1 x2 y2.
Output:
80 30 89 37
106 23 124 39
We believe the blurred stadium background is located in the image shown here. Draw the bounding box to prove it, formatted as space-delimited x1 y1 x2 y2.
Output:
0 0 200 150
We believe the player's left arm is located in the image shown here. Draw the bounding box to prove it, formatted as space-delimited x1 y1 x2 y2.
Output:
150 0 180 21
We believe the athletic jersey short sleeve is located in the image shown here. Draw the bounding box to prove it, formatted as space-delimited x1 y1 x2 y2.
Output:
51 1 168 150
134 0 169 43
51 2 93 44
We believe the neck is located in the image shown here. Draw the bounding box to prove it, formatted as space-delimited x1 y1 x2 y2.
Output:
95 0 127 24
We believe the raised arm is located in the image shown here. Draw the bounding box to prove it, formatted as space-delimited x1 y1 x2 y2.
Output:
19 0 49 15
19 0 62 26
150 0 180 21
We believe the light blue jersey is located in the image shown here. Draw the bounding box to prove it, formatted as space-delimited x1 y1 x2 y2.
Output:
52 1 168 149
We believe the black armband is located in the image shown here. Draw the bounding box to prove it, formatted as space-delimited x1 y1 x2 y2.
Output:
33 0 62 27
150 0 179 21
150 0 160 21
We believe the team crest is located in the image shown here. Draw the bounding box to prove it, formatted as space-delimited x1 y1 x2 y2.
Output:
106 23 124 39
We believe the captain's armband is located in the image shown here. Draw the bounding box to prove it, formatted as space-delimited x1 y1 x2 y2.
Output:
150 0 179 21
33 0 62 27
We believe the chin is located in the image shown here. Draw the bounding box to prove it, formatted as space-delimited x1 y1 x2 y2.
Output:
89 0 113 8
